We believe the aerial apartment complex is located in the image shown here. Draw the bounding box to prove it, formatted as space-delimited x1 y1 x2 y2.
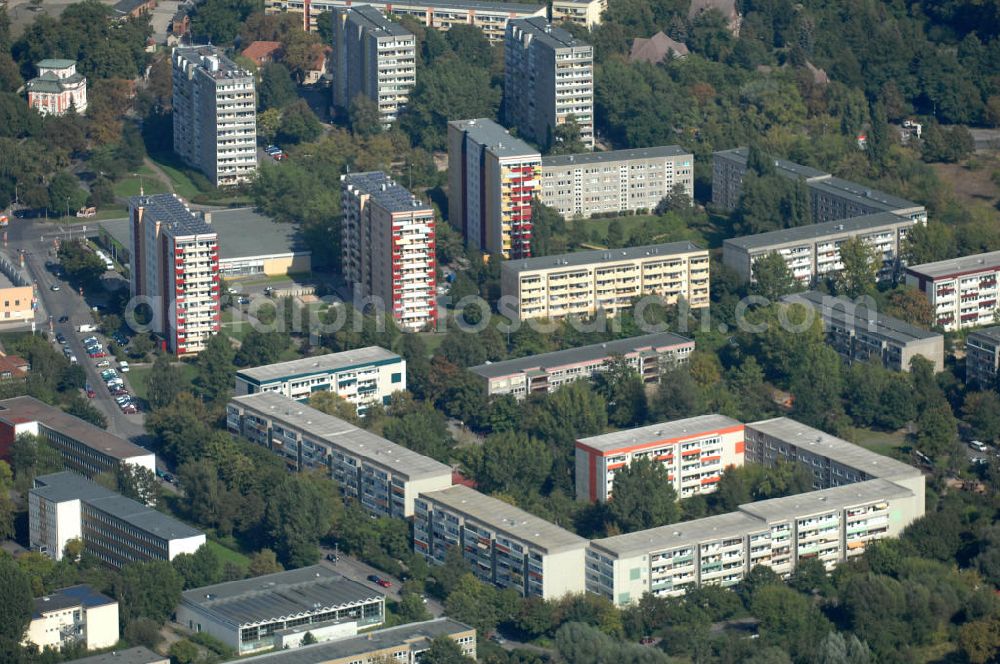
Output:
722 212 918 285
500 241 710 320
539 146 694 220
0 396 155 477
966 326 1000 388
26 59 87 116
340 172 437 331
469 331 694 398
447 119 542 259
711 147 926 223
576 415 745 503
504 17 594 150
414 485 588 599
172 46 257 187
227 392 452 518
550 0 606 27
905 250 1000 331
29 472 205 567
332 6 416 126
23 585 119 653
234 346 405 410
586 418 924 605
783 291 944 372
236 619 476 664
176 566 385 654
129 194 221 355
266 0 545 40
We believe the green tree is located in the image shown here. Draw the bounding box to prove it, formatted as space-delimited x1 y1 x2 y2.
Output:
308 391 361 424
47 171 87 217
751 252 799 302
117 463 160 505
173 545 222 589
549 116 587 155
58 239 106 285
650 366 703 421
444 573 501 634
146 354 186 410
348 94 382 136
835 237 880 297
592 356 647 427
116 560 184 625
607 457 679 533
0 555 32 649
234 330 289 367
190 0 257 45
265 472 342 567
751 584 832 660
247 548 284 577
168 639 199 664
963 391 1000 443
901 221 955 265
258 63 298 112
195 335 235 403
278 99 323 144
421 634 474 663
476 432 552 495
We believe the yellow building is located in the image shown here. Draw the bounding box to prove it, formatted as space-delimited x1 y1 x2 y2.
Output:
0 282 34 323
500 241 710 320
551 0 606 27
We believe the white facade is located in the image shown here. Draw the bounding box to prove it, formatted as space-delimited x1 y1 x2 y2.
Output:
172 46 257 187
551 0 606 27
575 415 744 503
234 347 406 411
905 251 1000 332
28 492 82 561
24 588 119 652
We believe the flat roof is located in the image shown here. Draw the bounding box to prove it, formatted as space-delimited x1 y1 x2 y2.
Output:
591 511 768 558
181 566 383 627
578 414 742 454
504 241 705 274
347 4 412 36
969 326 1000 343
33 472 203 541
235 347 401 384
542 145 690 169
784 291 941 345
341 172 432 215
130 194 214 238
469 332 694 380
419 485 587 553
812 176 921 213
905 250 1000 280
230 393 452 480
714 147 829 181
0 396 152 462
722 212 913 252
332 0 545 13
237 619 473 663
510 16 589 50
449 118 539 160
34 585 115 618
63 647 166 664
174 45 252 79
739 478 914 523
746 417 920 481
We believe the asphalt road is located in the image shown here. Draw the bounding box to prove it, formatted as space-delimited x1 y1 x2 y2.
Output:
6 216 148 444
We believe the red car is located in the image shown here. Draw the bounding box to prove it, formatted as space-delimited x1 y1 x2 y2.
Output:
85 385 95 398
377 578 391 588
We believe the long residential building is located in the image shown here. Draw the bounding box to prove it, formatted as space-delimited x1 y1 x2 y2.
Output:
227 392 452 518
236 619 476 664
176 566 385 655
504 17 594 151
0 396 155 477
587 417 925 605
234 346 406 411
448 119 541 259
129 193 221 355
539 146 694 220
469 331 694 399
904 250 1000 332
340 172 437 331
711 147 926 223
29 472 205 567
575 415 744 503
501 241 710 320
332 6 416 126
172 46 257 187
414 484 588 599
782 291 944 372
266 0 546 41
966 326 1000 388
62 647 167 664
551 0 605 27
722 212 918 285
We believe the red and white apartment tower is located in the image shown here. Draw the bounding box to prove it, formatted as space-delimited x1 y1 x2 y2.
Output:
129 194 221 356
341 172 437 332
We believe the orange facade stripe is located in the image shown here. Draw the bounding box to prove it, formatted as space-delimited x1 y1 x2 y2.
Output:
575 424 745 456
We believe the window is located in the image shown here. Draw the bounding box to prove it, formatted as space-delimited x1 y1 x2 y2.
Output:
630 568 641 580
391 372 402 383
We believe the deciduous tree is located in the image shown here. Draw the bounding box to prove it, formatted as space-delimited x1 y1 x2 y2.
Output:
607 457 679 533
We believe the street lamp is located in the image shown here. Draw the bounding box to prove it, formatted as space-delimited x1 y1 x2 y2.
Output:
65 197 70 220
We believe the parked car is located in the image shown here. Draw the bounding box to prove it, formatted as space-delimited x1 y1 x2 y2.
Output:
119 361 129 372
326 553 338 562
85 385 95 398
69 355 77 364
50 284 60 291
970 440 989 452
367 574 381 584
96 360 111 368
58 316 69 323
55 333 66 344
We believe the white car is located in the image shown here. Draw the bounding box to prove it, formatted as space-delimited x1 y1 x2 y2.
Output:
96 360 111 368
970 440 989 453
118 361 130 373
69 355 77 364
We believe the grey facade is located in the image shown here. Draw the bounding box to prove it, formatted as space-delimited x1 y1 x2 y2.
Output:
722 212 918 285
966 326 1000 388
540 146 694 219
711 148 926 223
332 6 415 126
783 291 944 372
503 17 593 151
172 47 257 187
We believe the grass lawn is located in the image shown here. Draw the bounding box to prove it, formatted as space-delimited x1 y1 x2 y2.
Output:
149 156 204 200
53 206 128 223
845 427 910 459
568 215 658 247
419 331 447 355
129 362 197 401
206 539 251 570
113 174 169 199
